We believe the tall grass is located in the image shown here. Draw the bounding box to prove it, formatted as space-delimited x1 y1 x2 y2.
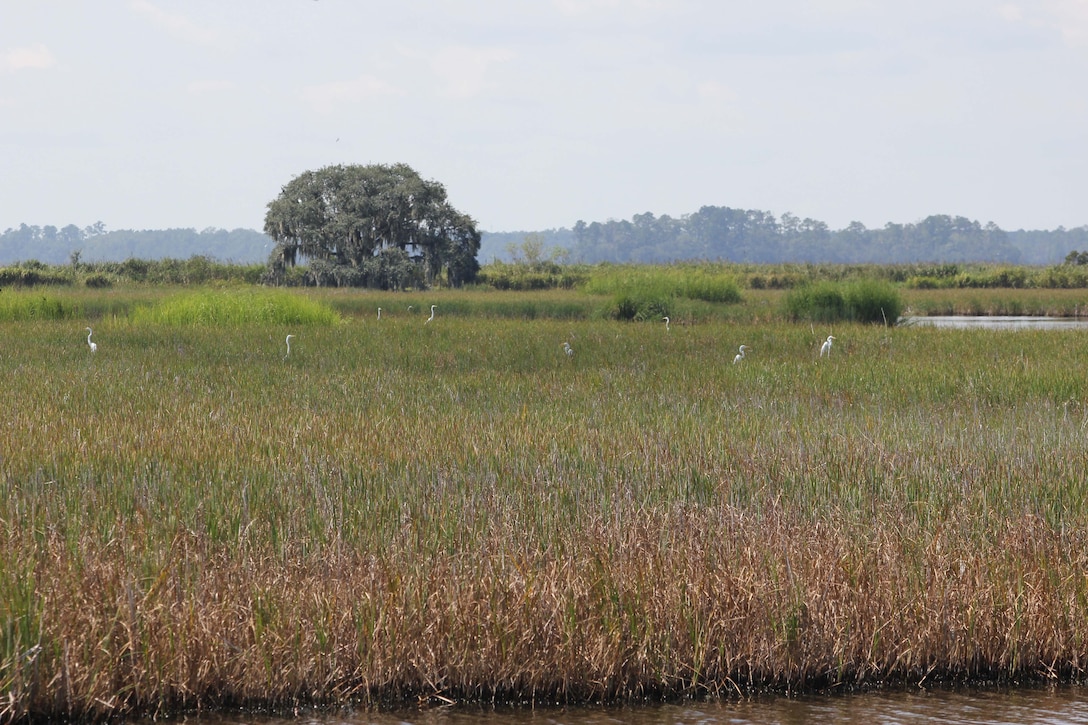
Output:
0 290 93 321
785 280 903 324
130 288 340 326
3 293 1088 718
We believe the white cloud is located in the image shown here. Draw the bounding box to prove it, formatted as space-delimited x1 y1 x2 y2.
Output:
2 44 56 73
128 0 224 48
998 0 1088 46
1049 0 1088 44
430 46 515 99
301 75 402 114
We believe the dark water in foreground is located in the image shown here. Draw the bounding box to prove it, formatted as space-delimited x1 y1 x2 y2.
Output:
178 687 1088 724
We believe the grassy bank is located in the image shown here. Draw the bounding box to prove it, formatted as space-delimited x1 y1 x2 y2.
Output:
3 288 1088 719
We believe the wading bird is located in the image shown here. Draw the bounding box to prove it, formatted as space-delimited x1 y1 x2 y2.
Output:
663 316 670 332
377 307 381 320
733 344 749 364
820 335 836 358
426 305 437 323
562 342 573 358
284 334 295 360
85 327 97 353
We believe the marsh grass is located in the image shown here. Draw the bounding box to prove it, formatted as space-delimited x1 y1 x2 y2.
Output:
4 295 1088 719
0 291 82 321
130 288 340 326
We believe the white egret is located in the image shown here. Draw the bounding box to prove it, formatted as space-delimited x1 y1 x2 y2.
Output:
733 344 749 365
85 327 97 353
663 316 670 332
284 334 295 359
562 342 574 358
425 304 437 323
408 305 414 313
820 335 836 358
377 307 382 320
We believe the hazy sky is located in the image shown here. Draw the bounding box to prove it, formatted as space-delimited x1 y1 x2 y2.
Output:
3 1 1087 235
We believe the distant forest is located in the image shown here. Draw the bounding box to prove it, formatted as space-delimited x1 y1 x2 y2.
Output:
480 210 1088 267
0 225 272 266
3 208 1087 267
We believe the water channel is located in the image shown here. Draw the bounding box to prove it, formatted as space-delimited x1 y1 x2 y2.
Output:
901 315 1088 330
174 686 1088 724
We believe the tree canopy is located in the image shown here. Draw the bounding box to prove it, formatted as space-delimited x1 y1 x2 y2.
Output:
263 163 481 288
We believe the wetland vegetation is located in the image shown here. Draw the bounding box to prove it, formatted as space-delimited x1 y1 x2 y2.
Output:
4 267 1088 720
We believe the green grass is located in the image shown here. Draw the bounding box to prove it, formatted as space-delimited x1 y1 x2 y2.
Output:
130 288 340 326
4 285 1088 718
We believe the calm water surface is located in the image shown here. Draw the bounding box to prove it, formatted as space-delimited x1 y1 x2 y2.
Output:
902 315 1088 330
177 687 1088 725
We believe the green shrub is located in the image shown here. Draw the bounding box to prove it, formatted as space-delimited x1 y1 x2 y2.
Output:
784 282 846 322
610 292 670 321
0 266 72 287
785 280 903 324
843 279 903 324
679 274 741 304
84 274 113 288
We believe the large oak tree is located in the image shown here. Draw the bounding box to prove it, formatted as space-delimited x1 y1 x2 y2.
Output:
264 163 480 288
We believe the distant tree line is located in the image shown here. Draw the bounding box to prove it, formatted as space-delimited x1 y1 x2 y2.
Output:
0 224 270 266
4 207 1087 271
567 208 1088 266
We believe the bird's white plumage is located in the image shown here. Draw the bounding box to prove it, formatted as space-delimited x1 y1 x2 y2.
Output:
733 344 749 364
820 335 836 357
85 327 97 353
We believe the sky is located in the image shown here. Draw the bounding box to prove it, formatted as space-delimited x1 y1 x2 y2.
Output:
3 1 1087 236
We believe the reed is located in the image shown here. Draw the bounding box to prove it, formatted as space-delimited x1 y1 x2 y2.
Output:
3 293 1088 720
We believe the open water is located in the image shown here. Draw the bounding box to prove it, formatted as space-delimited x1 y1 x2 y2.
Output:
901 315 1088 330
174 687 1088 725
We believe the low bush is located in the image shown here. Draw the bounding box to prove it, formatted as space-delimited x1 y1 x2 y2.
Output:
843 279 903 324
84 273 113 288
784 282 846 322
785 280 903 324
610 292 671 321
0 266 72 287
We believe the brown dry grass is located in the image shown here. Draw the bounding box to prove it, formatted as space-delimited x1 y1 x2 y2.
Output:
9 505 1087 721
